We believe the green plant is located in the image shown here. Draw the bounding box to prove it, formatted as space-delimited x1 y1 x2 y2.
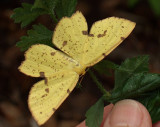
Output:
11 0 160 127
11 0 77 51
86 55 160 127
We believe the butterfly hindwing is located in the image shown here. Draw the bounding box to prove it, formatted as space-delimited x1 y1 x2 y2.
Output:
28 71 79 125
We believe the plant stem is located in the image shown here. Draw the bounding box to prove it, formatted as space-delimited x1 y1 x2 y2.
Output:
88 70 111 98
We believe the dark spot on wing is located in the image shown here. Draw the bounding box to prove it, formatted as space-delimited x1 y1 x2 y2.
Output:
88 34 94 37
51 52 56 56
97 30 107 38
102 53 106 57
104 30 107 34
41 94 47 98
97 34 102 38
39 72 45 77
121 37 125 41
53 108 56 112
82 30 88 35
63 41 67 47
40 112 42 114
67 89 71 94
45 88 49 93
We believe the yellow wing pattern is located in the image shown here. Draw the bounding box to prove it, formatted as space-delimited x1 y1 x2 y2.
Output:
53 12 135 67
53 11 88 64
28 71 79 125
19 44 80 77
84 17 136 66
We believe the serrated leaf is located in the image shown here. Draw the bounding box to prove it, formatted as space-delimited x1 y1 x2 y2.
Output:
85 98 104 127
32 0 47 10
44 0 59 22
16 24 53 51
93 60 119 76
109 73 160 103
138 89 160 123
44 0 59 13
148 0 160 16
55 0 77 19
11 3 47 28
106 55 160 123
114 55 149 90
32 0 58 22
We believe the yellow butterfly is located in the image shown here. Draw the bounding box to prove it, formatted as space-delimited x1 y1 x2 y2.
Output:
19 11 135 125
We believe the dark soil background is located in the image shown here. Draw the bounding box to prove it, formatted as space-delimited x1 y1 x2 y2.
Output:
0 0 160 127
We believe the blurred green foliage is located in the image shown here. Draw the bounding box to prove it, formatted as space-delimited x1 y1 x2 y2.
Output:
128 0 160 16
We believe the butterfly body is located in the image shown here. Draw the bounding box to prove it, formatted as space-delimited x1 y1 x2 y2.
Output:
73 63 86 75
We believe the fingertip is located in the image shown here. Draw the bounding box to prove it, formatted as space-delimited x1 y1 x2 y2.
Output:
136 100 152 127
100 104 114 127
104 99 152 127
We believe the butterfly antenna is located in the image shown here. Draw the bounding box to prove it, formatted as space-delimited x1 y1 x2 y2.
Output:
79 74 85 84
78 67 90 86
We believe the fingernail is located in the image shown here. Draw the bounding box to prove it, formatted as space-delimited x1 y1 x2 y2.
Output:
104 100 143 127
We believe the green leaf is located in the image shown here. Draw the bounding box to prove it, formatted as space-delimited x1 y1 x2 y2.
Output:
138 89 160 123
148 0 160 16
110 73 160 103
32 0 47 10
44 0 59 22
114 55 149 90
16 24 53 51
32 0 59 22
85 97 104 127
11 3 47 28
44 0 59 13
55 0 77 19
93 60 119 76
128 0 140 8
106 55 160 123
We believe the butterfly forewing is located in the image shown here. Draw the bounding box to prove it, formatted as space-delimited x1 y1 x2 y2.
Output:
53 11 88 64
83 17 136 66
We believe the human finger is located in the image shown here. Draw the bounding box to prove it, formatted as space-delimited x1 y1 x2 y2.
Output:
103 99 152 127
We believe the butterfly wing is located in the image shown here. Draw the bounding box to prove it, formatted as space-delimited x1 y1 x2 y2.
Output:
52 11 88 64
53 11 135 67
19 44 80 77
28 71 79 125
19 44 81 125
83 17 136 66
